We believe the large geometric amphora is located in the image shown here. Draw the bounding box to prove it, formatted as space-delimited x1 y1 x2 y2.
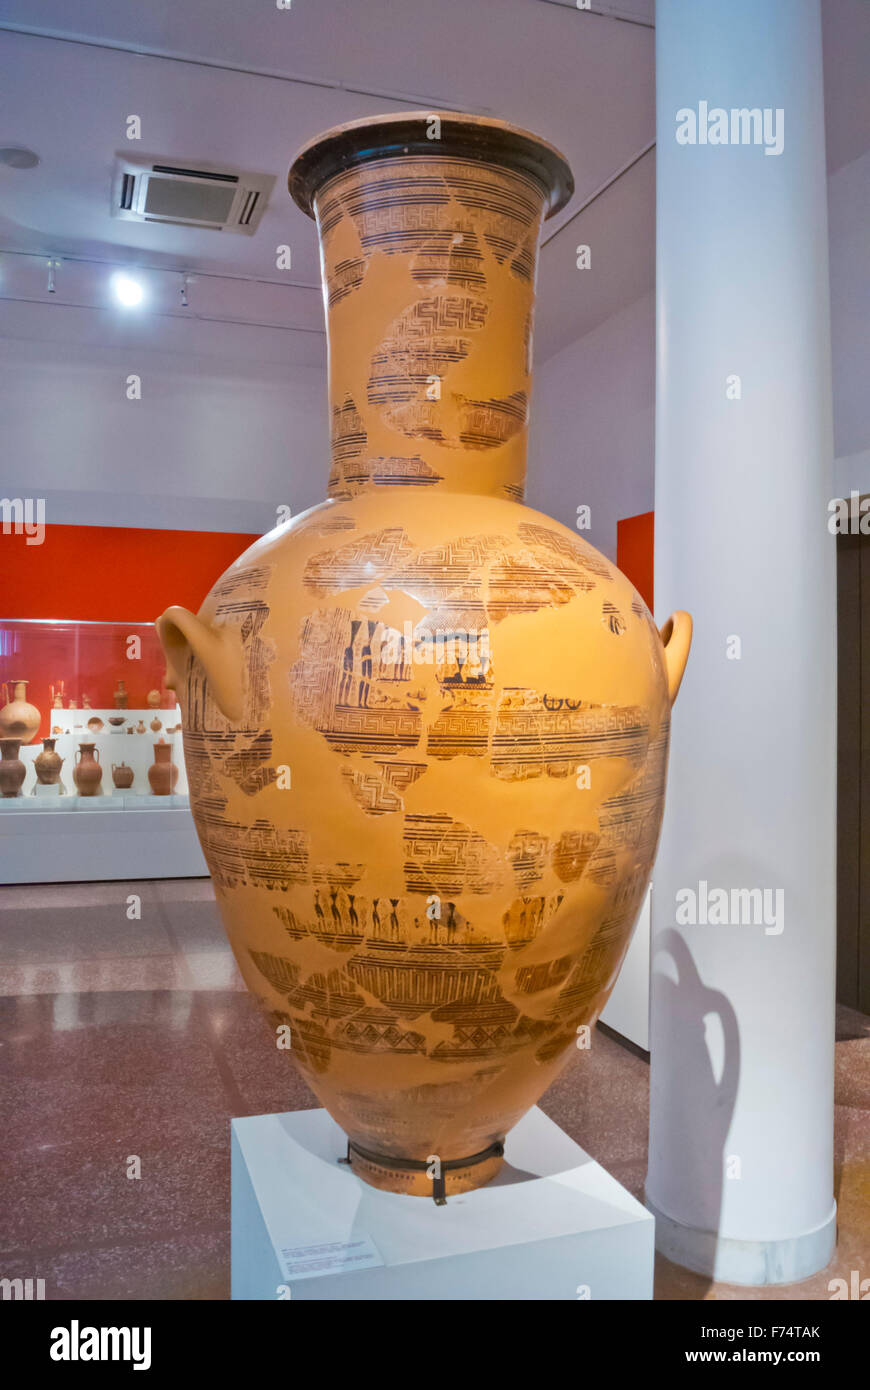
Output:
158 114 691 1197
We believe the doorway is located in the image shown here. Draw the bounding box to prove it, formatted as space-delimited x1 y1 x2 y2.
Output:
837 517 870 1012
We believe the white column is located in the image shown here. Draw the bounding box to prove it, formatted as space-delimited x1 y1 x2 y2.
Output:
648 0 837 1284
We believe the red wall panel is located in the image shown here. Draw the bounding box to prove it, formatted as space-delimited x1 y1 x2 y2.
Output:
1 524 259 740
1 524 258 622
617 510 654 611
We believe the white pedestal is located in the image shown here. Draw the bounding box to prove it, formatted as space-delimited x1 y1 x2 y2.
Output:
0 712 201 881
231 1106 653 1301
33 782 64 799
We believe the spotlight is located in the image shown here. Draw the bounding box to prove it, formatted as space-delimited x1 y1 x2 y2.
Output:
111 272 145 308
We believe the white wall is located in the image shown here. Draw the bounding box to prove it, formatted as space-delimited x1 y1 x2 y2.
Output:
527 291 654 563
829 148 870 497
2 135 865 551
0 303 328 535
7 284 652 558
528 147 869 566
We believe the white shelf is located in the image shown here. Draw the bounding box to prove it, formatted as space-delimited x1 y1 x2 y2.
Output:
0 710 205 881
0 805 207 883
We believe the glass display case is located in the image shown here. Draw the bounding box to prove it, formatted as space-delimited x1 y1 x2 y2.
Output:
0 619 188 808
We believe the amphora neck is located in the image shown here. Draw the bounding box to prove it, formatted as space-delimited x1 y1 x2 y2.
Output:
290 115 573 503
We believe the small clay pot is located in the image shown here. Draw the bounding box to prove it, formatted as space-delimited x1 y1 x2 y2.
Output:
146 690 161 709
112 762 134 790
135 720 146 734
34 737 64 786
149 716 162 732
147 741 178 796
0 738 26 797
114 680 128 709
73 742 102 796
108 717 126 732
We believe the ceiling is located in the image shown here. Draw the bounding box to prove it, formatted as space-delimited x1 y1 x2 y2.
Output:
0 0 866 365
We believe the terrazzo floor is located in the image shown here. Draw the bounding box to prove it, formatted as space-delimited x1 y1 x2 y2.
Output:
1 878 867 1301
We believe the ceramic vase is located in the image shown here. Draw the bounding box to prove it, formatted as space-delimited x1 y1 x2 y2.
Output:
114 680 128 709
112 762 134 790
34 737 64 786
0 680 41 744
73 742 102 796
157 113 692 1198
0 738 26 797
147 741 178 796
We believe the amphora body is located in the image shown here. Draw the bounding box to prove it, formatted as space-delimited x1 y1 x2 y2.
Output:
0 739 26 797
73 743 102 796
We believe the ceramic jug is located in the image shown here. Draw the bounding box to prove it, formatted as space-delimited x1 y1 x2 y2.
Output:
0 680 41 743
147 741 178 796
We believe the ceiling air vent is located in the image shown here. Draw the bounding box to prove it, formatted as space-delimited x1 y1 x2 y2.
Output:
111 155 275 235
